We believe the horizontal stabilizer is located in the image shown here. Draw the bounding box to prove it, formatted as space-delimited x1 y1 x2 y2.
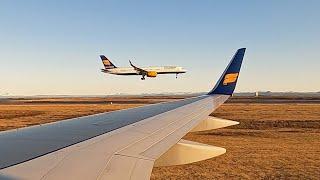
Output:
191 116 239 132
154 139 226 167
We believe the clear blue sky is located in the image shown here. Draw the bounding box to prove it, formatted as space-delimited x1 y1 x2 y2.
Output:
0 0 319 95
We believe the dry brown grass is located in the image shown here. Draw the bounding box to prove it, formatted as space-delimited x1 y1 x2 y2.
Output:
151 103 320 180
0 97 319 179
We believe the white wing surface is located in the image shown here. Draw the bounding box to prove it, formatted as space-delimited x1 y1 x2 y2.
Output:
0 48 246 180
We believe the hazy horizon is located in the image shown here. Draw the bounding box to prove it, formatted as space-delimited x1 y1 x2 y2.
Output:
1 91 320 98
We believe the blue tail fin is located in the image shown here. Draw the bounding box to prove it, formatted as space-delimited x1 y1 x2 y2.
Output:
208 48 246 95
100 55 117 69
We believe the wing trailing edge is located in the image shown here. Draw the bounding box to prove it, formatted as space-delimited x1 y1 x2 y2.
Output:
154 116 239 167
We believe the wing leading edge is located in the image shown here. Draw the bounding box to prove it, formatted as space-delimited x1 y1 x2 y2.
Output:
0 48 246 180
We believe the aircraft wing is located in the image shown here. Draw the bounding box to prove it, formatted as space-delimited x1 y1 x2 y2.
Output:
129 60 147 74
0 48 246 180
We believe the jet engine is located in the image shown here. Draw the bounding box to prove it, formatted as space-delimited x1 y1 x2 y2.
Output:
146 71 157 77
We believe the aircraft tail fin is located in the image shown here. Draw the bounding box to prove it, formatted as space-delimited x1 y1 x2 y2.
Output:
100 55 117 69
208 48 246 95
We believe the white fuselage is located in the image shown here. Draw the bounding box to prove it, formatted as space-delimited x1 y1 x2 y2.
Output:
102 66 187 75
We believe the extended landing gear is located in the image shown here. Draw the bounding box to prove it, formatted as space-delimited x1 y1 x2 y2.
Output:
176 73 178 79
141 75 146 80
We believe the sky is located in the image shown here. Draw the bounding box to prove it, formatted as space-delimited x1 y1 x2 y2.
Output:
0 0 319 95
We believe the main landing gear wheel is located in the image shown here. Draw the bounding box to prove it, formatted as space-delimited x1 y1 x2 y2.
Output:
141 75 146 80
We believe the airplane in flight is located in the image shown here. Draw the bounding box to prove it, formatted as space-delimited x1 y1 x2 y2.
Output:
0 48 246 180
100 55 187 80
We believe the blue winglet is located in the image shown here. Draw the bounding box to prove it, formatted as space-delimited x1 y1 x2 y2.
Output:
208 48 246 95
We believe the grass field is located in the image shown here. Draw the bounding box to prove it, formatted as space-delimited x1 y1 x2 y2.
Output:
152 102 320 179
0 96 319 179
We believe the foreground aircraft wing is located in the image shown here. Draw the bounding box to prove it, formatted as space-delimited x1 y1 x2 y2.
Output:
0 48 246 180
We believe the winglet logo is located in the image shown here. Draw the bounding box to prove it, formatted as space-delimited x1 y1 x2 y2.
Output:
223 73 239 85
